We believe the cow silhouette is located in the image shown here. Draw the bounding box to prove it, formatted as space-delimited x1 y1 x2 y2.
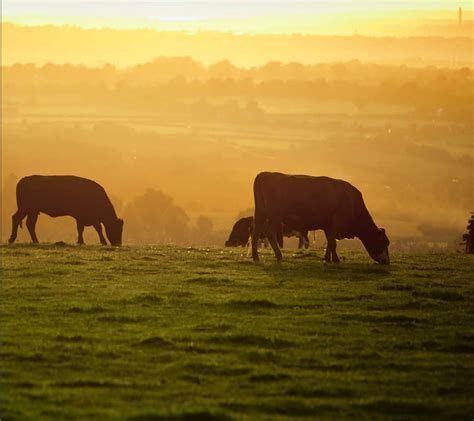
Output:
8 175 123 246
252 172 389 264
225 216 309 248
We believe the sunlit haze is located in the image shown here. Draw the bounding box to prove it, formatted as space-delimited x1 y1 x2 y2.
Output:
2 2 474 419
3 1 474 34
2 0 473 248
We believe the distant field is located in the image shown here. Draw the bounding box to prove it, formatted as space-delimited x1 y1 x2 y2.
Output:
1 244 473 419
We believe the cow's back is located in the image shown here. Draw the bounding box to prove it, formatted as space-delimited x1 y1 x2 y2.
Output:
254 172 363 231
17 175 112 222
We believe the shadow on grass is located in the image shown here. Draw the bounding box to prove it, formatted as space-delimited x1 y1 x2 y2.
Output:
356 399 441 416
66 306 106 314
54 335 91 343
339 313 428 326
97 315 150 323
224 299 279 310
245 350 279 363
183 362 252 377
52 379 128 388
221 399 338 417
192 323 233 333
128 411 233 421
3 352 49 362
258 260 392 284
248 372 292 382
412 290 465 302
131 294 164 305
287 386 357 398
206 333 295 349
132 336 173 348
187 277 234 286
379 284 414 291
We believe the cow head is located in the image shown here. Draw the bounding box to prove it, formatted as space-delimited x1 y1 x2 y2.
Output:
225 230 250 247
225 218 252 247
366 228 390 264
105 218 124 246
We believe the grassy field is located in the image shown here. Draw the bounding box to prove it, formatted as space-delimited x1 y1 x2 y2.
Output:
1 244 473 420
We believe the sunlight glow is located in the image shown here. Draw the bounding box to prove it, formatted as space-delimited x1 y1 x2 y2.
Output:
3 1 473 28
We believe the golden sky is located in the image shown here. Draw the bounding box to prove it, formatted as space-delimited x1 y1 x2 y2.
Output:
2 1 473 34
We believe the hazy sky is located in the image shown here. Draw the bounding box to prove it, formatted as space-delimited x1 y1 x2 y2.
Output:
3 1 471 35
3 1 472 19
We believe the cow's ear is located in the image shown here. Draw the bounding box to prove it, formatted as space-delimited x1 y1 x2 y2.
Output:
118 218 124 226
381 228 385 234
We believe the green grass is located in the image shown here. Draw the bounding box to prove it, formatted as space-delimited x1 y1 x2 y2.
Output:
1 244 473 420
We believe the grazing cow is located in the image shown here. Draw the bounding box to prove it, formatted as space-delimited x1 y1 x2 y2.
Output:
225 216 310 248
251 172 389 264
8 175 123 246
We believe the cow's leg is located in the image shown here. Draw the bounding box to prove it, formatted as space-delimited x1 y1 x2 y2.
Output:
327 232 340 263
267 221 283 261
252 214 265 261
302 231 310 249
76 220 85 245
25 212 39 244
324 230 329 262
276 226 284 248
93 223 108 245
9 210 27 244
324 229 340 263
297 233 304 249
330 238 340 263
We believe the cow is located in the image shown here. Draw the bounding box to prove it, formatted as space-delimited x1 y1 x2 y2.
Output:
225 216 310 249
8 175 124 246
251 172 390 264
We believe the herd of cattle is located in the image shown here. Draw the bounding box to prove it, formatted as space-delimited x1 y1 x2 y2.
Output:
8 173 390 264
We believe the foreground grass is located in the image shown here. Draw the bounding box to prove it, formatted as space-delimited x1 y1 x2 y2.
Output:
1 244 473 420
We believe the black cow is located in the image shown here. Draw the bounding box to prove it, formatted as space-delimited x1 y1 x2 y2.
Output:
8 175 123 246
225 216 310 248
251 172 389 264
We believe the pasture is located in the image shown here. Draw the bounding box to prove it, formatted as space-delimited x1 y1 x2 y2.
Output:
1 244 473 419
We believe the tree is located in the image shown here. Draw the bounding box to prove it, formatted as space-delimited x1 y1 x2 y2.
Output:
193 215 214 245
162 205 190 243
122 188 190 244
462 213 474 254
196 215 213 236
208 60 237 79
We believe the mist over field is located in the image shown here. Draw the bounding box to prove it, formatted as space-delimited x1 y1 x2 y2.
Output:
2 38 473 248
3 23 474 67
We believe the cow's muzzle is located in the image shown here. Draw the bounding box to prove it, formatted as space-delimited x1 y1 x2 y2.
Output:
373 250 390 265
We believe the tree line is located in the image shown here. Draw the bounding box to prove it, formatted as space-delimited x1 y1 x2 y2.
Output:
4 58 471 85
3 59 472 122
